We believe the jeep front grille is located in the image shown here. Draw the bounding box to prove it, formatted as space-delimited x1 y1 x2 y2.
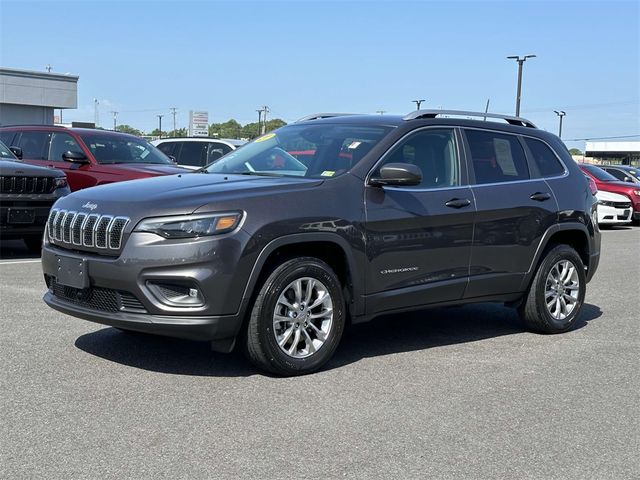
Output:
0 176 56 194
47 209 129 252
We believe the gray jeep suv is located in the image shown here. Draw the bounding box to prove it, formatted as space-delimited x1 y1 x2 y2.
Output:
42 110 601 375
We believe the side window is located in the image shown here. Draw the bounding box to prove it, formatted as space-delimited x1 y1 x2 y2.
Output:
375 129 459 188
17 131 51 160
465 129 529 184
604 168 626 181
156 142 175 157
523 137 565 177
177 141 207 167
0 132 15 145
49 132 81 162
206 143 232 163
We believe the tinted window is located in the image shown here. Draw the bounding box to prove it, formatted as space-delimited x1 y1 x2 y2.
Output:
376 129 459 188
49 132 81 162
0 132 15 146
17 131 51 160
0 140 17 160
465 130 529 184
156 142 176 157
206 142 232 164
603 168 626 181
581 164 618 182
79 133 171 164
177 141 208 167
524 137 565 177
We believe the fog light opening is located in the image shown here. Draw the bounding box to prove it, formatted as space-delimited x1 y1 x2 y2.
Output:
147 281 205 307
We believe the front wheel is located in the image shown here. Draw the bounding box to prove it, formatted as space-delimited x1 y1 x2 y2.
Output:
519 245 586 333
245 257 345 376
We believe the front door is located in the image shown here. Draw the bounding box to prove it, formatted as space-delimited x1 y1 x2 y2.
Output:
364 128 475 315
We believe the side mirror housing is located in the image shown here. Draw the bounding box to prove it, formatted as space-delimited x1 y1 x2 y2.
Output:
369 163 422 187
9 146 23 159
62 150 89 164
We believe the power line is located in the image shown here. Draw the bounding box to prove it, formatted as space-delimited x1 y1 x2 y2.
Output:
522 99 639 113
564 134 640 141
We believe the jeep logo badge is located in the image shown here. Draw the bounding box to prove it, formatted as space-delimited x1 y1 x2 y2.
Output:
82 202 98 211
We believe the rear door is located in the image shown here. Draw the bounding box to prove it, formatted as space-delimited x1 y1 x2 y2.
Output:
463 128 558 298
176 141 208 168
364 127 475 314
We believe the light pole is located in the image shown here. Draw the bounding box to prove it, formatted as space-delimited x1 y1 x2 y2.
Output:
93 99 99 127
412 99 426 110
256 109 263 137
554 110 566 138
507 54 536 116
170 107 177 136
110 111 118 131
157 114 164 138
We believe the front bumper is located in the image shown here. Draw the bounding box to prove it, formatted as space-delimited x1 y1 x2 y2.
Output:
41 229 254 343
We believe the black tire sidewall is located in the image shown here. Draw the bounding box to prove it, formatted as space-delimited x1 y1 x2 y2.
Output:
254 259 345 375
535 246 586 331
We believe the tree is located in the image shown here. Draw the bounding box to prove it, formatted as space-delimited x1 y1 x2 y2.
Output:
569 148 583 155
167 128 188 138
149 128 167 137
116 124 143 136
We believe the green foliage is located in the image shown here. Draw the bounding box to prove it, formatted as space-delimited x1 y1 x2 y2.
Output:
116 124 143 136
569 148 583 155
149 128 167 137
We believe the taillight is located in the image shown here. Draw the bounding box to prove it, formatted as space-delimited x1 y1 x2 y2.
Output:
54 177 68 189
585 175 597 195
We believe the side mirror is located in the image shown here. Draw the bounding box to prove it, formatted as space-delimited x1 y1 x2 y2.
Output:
62 150 89 163
9 146 23 159
168 155 177 163
369 163 422 187
624 176 632 183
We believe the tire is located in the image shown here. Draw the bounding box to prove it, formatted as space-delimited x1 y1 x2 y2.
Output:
245 257 345 376
23 235 42 253
519 244 586 334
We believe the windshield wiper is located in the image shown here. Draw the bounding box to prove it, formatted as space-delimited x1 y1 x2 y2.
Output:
237 171 284 177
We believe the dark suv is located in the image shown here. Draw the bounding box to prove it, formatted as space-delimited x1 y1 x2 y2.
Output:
0 126 186 191
41 110 600 375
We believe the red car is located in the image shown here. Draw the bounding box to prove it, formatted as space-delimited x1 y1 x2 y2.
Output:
0 126 187 191
580 164 640 224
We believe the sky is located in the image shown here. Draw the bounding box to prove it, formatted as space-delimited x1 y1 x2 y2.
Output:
1 0 638 149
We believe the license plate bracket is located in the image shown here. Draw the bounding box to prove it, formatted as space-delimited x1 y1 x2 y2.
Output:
55 255 89 289
7 208 35 224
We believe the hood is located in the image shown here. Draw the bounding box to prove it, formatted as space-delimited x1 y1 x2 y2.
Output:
596 190 630 202
54 172 324 218
0 159 64 177
104 163 188 176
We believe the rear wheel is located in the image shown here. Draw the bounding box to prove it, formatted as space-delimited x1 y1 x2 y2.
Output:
519 245 586 333
245 257 345 376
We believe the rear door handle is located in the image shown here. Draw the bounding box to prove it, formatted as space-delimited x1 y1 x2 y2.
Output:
530 192 552 201
445 198 471 209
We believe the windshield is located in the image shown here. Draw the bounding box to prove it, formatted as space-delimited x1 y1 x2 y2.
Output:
79 133 172 165
0 140 17 160
582 164 618 182
205 124 393 178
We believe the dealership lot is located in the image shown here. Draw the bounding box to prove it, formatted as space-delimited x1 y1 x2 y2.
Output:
1 228 638 479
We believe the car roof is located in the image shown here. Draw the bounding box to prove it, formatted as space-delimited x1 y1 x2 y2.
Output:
154 137 246 146
0 125 140 139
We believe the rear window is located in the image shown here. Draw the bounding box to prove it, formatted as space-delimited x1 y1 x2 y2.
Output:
465 129 529 184
523 137 565 177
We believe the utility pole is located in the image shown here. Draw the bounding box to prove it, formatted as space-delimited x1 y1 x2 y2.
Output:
412 99 426 110
93 99 99 127
256 109 263 137
110 111 118 131
170 107 177 136
157 114 164 138
554 110 566 138
507 54 536 116
376 110 387 115
261 105 269 135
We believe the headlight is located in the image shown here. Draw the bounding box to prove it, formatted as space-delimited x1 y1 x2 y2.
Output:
54 177 68 189
134 212 243 239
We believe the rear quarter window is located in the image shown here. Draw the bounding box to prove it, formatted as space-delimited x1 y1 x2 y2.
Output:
523 137 565 177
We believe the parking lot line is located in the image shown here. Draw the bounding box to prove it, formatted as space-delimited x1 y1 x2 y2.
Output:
0 259 42 265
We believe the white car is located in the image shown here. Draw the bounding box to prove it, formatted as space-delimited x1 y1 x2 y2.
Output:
596 190 633 226
152 137 246 170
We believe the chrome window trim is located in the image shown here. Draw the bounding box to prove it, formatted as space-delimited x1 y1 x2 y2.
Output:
365 126 463 191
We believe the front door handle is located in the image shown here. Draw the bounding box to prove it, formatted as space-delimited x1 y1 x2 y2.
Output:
530 192 552 202
445 198 471 209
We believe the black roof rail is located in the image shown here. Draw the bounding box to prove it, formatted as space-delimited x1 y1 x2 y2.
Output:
403 109 537 128
295 113 357 123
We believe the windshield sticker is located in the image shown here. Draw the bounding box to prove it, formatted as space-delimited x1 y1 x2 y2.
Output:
347 141 362 150
321 170 335 177
255 133 276 143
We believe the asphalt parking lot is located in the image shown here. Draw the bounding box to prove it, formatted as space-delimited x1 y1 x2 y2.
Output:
1 228 638 479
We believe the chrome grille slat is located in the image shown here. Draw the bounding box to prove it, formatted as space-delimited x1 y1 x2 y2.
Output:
46 210 130 254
